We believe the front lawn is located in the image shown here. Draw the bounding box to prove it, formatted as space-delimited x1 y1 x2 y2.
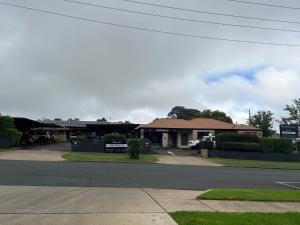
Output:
210 158 300 170
198 189 300 202
63 152 158 163
170 212 300 225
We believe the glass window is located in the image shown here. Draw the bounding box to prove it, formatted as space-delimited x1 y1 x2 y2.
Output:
181 133 188 145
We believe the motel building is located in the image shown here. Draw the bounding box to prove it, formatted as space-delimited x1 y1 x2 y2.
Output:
137 118 262 149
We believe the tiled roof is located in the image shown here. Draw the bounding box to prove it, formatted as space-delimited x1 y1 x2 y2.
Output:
138 118 261 131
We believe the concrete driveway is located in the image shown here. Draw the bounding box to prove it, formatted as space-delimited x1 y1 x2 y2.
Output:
0 185 177 225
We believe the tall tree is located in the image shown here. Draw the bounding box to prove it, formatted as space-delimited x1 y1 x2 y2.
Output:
201 109 233 124
281 98 300 124
97 117 107 122
167 106 233 123
248 111 274 137
168 106 201 120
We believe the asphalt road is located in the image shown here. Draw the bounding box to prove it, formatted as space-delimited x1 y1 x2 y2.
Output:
0 160 299 190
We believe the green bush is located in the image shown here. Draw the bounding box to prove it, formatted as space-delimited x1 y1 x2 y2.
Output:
272 138 293 154
216 133 258 149
259 138 274 153
221 142 260 152
296 141 300 152
197 141 214 151
0 129 22 146
127 139 143 159
103 133 126 141
0 116 14 130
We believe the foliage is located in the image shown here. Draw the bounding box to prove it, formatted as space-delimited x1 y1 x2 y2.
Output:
216 133 259 149
201 109 233 123
0 116 14 130
281 98 300 124
248 111 274 137
0 116 22 146
103 133 126 141
127 139 143 159
196 141 214 151
97 117 107 122
259 138 274 153
272 138 294 154
0 128 22 146
221 142 260 152
167 106 233 123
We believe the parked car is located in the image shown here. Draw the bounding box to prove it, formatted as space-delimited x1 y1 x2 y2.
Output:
188 140 200 147
201 135 216 148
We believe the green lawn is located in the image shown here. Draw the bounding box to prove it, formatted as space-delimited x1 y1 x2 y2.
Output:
198 189 300 202
170 212 300 225
210 158 300 170
63 152 158 163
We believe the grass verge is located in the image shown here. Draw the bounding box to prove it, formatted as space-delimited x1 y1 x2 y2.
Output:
210 158 300 170
63 152 158 163
170 212 300 225
197 189 300 202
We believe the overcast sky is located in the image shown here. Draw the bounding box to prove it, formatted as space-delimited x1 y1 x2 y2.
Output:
1 0 300 125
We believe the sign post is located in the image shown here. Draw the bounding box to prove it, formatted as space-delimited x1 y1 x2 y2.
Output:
280 124 299 139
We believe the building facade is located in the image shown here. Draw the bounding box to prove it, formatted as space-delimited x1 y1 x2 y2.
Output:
137 118 262 149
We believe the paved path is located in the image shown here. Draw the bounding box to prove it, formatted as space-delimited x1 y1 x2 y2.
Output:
1 186 300 225
0 160 299 189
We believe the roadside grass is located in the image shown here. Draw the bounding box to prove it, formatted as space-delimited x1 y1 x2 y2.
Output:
210 158 300 170
62 152 158 163
170 212 300 225
197 189 300 202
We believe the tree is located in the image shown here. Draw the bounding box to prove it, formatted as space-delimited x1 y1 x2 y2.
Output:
201 109 233 124
97 117 107 122
168 106 202 120
167 106 233 123
248 111 274 137
281 98 300 124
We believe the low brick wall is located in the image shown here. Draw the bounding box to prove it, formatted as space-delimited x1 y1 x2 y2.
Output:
210 150 300 162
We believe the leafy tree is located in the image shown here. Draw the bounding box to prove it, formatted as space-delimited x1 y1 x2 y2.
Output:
167 106 233 123
97 117 107 122
201 109 233 124
168 106 202 120
281 98 300 124
248 111 274 137
54 118 62 121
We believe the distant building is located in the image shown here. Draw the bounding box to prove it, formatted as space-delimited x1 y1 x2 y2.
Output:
137 118 262 148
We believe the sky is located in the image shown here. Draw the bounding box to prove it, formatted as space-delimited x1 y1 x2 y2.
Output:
1 0 300 125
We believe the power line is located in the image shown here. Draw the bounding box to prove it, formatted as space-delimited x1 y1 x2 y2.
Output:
225 0 300 10
0 1 299 47
117 0 300 25
64 0 300 33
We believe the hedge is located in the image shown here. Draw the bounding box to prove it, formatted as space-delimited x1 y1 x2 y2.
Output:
195 141 214 151
221 142 260 152
216 133 259 149
0 129 22 146
259 138 294 154
0 116 14 130
103 133 126 141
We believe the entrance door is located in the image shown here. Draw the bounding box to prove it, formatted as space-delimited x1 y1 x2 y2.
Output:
168 132 177 148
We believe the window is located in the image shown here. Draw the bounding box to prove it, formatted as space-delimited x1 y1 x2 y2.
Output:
181 133 188 146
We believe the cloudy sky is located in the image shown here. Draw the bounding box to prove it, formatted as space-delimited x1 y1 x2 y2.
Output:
1 0 300 125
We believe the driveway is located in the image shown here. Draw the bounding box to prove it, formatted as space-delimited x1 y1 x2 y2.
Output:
157 155 222 166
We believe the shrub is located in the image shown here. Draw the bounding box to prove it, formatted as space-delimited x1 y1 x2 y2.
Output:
127 139 143 159
259 138 274 153
0 116 14 130
103 133 126 141
221 142 260 152
272 138 294 154
197 141 214 151
0 129 22 146
216 133 258 149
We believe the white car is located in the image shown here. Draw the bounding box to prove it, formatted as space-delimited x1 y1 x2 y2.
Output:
188 140 200 147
